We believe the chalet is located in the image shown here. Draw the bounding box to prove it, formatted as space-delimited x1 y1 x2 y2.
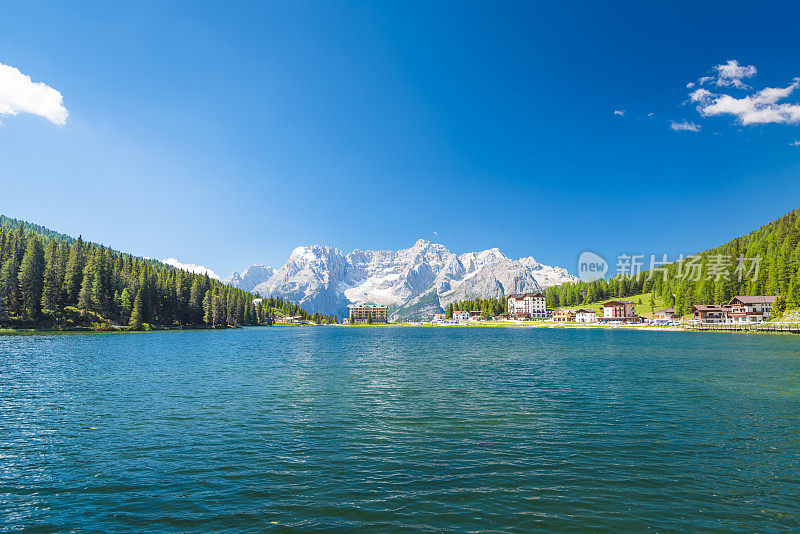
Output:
452 310 470 322
552 309 576 322
469 310 485 321
728 295 779 324
507 292 547 320
432 313 446 323
575 309 597 323
598 301 642 323
691 304 729 324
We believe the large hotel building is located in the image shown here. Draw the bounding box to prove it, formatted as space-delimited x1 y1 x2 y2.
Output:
348 304 389 324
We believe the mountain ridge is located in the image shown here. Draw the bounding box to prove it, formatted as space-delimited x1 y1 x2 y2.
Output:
226 239 577 320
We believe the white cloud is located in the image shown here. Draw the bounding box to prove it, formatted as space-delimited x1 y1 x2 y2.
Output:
686 82 695 89
647 112 654 117
0 62 68 125
161 258 221 280
689 88 714 104
790 140 800 146
698 79 800 125
713 60 757 88
671 120 701 132
683 61 800 128
432 230 439 235
613 109 625 116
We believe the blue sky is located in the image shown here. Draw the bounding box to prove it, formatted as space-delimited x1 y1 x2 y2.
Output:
2 1 800 278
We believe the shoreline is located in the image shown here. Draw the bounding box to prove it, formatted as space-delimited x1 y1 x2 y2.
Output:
340 321 800 335
3 322 798 336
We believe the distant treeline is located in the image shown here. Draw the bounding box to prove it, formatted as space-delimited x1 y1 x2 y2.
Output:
0 220 333 329
446 297 507 318
263 295 336 324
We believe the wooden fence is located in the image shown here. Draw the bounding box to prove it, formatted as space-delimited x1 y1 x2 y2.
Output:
685 323 800 334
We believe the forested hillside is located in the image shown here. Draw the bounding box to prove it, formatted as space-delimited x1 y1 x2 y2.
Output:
0 217 333 330
546 207 800 316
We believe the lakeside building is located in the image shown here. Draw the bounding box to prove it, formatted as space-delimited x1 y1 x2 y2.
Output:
452 310 470 322
469 311 485 321
348 304 389 324
575 309 597 323
432 313 446 323
691 304 729 324
598 301 642 323
728 295 778 324
552 309 576 322
655 308 679 321
507 292 547 320
691 296 778 324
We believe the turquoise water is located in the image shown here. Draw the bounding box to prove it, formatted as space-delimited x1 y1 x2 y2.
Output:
2 327 800 532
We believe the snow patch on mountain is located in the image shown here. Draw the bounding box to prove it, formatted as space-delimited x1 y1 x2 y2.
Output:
162 258 221 280
224 264 274 292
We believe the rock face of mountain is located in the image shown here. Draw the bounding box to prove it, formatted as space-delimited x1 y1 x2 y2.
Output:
229 239 577 320
224 264 274 292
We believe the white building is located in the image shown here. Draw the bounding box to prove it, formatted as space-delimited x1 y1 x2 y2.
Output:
432 313 446 323
452 310 470 322
602 301 636 319
728 295 779 324
507 292 547 320
575 309 597 323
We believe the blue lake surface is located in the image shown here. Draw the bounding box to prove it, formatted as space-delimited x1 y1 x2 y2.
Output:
2 327 800 532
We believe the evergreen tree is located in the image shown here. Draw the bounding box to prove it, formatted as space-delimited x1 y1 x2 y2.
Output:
212 294 223 327
129 290 143 330
119 288 133 323
18 236 45 320
78 267 92 310
203 289 213 325
62 237 84 304
42 239 61 310
0 256 20 317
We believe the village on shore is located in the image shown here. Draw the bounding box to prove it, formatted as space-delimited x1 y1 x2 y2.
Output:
337 292 785 330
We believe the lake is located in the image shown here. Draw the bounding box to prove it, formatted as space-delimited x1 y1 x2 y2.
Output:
2 327 800 532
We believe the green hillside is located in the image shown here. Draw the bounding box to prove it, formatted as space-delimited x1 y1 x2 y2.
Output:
546 207 800 317
0 215 332 331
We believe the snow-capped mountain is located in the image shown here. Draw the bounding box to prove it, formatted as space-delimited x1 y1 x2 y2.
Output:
228 239 577 320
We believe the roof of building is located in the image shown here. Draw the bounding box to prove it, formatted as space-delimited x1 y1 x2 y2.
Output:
348 304 389 309
691 304 725 311
656 308 676 314
553 308 576 314
507 292 546 299
602 300 635 307
729 295 779 305
575 308 596 314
